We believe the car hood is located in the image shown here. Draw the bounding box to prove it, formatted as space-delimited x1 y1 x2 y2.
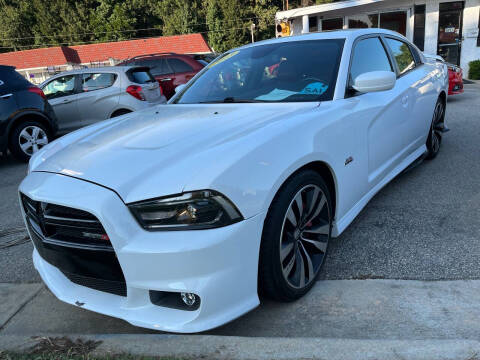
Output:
31 103 317 203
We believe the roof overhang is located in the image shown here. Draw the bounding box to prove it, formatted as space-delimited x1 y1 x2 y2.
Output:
276 0 386 20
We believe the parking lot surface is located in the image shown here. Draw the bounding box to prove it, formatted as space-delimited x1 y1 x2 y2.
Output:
0 83 479 284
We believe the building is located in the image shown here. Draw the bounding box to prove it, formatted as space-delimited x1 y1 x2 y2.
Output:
275 0 480 77
0 33 212 84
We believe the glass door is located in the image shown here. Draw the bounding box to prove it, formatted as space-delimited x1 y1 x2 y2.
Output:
438 1 464 65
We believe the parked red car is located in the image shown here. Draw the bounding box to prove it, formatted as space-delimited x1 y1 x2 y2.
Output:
426 54 464 95
118 53 207 99
446 63 464 95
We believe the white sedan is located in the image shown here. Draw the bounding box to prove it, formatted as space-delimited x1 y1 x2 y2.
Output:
19 29 448 333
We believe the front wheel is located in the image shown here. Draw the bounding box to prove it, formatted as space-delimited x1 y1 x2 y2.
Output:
9 121 50 162
259 170 332 301
426 98 444 160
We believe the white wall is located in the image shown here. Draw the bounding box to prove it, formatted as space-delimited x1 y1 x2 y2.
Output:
424 1 440 55
461 0 480 76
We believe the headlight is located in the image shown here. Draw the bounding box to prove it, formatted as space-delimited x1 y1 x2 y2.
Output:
128 190 243 231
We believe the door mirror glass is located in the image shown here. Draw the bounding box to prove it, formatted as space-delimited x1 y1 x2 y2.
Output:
175 84 187 94
352 71 396 93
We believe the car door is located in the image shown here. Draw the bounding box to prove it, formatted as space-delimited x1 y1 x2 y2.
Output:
42 74 80 133
347 35 412 188
75 72 119 127
0 78 17 128
383 37 432 152
167 57 197 88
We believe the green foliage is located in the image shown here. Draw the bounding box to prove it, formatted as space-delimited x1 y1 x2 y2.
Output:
468 60 480 80
0 0 284 53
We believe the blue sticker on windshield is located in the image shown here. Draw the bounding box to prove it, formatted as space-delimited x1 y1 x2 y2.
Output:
300 82 329 96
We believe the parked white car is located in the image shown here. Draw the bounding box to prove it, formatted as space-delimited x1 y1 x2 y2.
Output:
20 29 448 333
40 66 166 134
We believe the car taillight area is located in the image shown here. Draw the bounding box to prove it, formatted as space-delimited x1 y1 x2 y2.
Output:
126 85 146 101
27 86 46 100
21 194 127 296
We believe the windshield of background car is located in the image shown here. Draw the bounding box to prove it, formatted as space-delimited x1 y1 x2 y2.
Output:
174 39 345 104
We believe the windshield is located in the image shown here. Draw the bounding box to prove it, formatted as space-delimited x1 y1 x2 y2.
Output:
174 39 344 104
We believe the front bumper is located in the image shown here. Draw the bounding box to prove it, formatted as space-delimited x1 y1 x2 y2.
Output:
19 171 263 333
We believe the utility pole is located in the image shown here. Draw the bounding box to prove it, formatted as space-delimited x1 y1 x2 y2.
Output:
250 23 256 43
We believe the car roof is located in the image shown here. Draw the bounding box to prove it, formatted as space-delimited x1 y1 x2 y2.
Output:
47 65 141 77
122 53 193 61
231 28 409 52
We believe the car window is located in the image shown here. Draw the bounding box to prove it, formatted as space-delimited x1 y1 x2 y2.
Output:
349 37 393 86
43 75 76 99
175 39 345 104
81 73 116 92
146 59 172 76
385 38 416 75
127 69 156 84
168 58 194 73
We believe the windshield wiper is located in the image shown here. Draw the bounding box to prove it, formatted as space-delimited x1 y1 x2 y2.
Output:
200 97 268 104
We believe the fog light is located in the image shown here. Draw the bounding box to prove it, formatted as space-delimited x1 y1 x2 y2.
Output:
181 292 197 306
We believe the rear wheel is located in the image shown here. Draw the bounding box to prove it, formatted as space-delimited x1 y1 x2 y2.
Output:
9 121 50 162
426 98 444 160
259 170 332 301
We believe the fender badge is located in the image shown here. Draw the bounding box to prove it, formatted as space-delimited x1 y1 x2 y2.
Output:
75 301 85 307
345 156 353 166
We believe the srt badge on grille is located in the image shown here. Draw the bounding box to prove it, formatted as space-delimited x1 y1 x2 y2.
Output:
82 232 110 241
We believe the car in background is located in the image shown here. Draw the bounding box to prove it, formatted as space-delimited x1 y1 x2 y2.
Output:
0 65 58 162
425 54 464 95
118 53 207 99
40 66 166 135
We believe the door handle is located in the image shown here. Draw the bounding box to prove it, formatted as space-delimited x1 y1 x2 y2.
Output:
0 93 12 99
160 78 172 82
62 99 72 104
401 95 409 106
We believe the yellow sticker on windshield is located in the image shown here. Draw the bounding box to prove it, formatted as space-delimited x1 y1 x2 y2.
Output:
208 51 239 68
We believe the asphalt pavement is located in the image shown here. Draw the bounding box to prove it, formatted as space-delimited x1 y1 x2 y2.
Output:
0 83 479 284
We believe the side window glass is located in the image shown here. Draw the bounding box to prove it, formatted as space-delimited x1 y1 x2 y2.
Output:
149 59 172 76
43 75 76 99
349 37 393 86
385 38 416 75
82 73 116 92
167 58 194 73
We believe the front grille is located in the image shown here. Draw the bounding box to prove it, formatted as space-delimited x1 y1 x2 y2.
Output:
21 194 127 297
21 195 112 251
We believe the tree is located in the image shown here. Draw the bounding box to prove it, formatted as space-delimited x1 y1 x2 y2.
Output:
154 0 205 36
89 0 136 42
205 0 251 53
0 0 35 52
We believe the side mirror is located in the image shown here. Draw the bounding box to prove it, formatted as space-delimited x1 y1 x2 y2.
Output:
175 84 187 94
352 71 396 93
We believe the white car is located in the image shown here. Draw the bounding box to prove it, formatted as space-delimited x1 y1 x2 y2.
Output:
19 29 448 333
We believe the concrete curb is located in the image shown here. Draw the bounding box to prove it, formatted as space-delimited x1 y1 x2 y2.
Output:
1 334 480 360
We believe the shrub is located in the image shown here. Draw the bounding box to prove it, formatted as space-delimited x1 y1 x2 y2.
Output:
468 60 480 80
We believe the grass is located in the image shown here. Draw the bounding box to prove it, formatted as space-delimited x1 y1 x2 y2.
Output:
0 337 181 360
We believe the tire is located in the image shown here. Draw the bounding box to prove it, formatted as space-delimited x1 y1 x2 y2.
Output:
259 170 333 302
425 97 445 160
111 109 132 118
9 121 50 162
